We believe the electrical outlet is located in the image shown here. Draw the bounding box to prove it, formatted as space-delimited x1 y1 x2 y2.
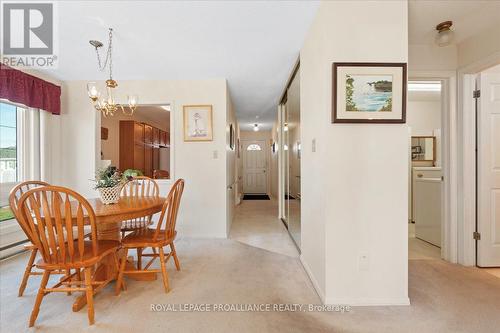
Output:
312 138 316 152
358 252 369 271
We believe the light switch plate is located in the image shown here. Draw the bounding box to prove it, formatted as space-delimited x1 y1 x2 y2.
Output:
213 150 218 159
312 138 316 152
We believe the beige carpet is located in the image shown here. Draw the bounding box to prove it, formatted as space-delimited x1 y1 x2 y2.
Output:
2 239 500 332
1 200 500 332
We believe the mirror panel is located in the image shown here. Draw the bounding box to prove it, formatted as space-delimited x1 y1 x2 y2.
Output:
411 136 435 164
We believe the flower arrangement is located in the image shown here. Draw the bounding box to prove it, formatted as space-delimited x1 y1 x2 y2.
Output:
93 166 126 189
93 166 129 204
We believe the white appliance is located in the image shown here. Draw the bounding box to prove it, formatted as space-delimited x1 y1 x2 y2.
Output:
413 167 442 247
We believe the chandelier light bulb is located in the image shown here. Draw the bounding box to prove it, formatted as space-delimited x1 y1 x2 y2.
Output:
253 124 259 132
87 82 99 100
284 123 289 132
128 95 138 107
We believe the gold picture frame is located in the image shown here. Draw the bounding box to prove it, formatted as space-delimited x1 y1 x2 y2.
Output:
183 105 213 141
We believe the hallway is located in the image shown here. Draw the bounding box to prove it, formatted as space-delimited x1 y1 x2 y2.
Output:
229 199 299 257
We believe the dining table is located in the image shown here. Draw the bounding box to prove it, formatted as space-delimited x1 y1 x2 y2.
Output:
71 196 165 312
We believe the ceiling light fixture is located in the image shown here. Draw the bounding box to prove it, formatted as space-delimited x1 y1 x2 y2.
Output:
435 21 454 47
253 124 259 132
87 28 138 117
408 81 441 92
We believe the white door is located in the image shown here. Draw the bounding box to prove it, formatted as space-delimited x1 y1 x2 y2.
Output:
242 140 267 194
477 73 500 267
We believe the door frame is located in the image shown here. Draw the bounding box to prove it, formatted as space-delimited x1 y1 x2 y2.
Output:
459 50 500 266
241 139 269 195
409 71 457 263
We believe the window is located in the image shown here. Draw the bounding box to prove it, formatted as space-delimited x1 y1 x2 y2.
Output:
246 144 262 151
0 102 18 183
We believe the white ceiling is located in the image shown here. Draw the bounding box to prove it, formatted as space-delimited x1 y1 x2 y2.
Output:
133 105 170 128
409 0 500 45
43 1 320 131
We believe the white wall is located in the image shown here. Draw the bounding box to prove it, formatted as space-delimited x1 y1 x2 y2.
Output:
407 100 441 135
60 79 232 238
300 0 409 305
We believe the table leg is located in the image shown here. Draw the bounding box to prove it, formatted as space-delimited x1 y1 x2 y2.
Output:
72 223 156 312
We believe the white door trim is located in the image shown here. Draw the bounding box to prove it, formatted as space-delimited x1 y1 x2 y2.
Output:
410 71 457 263
458 50 500 266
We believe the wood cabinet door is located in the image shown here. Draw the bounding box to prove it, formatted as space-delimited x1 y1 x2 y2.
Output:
159 130 165 146
153 147 160 171
144 124 153 144
144 144 152 177
134 143 145 172
153 127 160 146
134 122 144 144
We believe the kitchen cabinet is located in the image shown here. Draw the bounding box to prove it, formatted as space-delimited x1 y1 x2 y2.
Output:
119 120 168 176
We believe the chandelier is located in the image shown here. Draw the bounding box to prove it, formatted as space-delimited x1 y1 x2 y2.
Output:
87 28 138 117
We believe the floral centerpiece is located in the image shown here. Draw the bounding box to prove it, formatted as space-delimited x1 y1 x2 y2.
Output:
93 166 129 204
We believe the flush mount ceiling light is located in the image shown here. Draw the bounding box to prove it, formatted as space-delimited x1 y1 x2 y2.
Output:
87 28 138 117
253 123 259 132
435 21 454 47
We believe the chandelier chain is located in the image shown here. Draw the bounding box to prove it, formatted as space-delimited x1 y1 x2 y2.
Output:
95 28 113 80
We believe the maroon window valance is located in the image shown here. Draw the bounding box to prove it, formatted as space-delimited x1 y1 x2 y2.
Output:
0 64 61 115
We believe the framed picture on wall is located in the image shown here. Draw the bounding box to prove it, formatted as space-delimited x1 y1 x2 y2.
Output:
237 138 241 158
183 105 213 141
332 62 407 123
229 124 235 150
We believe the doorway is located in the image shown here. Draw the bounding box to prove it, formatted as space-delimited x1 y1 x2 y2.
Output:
242 140 268 194
407 79 444 260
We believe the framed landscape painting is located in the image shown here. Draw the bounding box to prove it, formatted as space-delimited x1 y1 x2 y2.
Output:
332 62 407 123
183 105 213 141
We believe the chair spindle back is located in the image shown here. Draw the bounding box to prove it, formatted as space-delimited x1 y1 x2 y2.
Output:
154 179 185 241
17 186 98 265
9 181 50 241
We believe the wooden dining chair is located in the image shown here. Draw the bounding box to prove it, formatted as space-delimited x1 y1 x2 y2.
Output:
120 176 159 268
17 186 121 327
116 179 184 294
9 181 56 297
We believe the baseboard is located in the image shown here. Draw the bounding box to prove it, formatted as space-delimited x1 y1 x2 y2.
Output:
324 297 410 306
299 255 326 304
299 256 410 307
